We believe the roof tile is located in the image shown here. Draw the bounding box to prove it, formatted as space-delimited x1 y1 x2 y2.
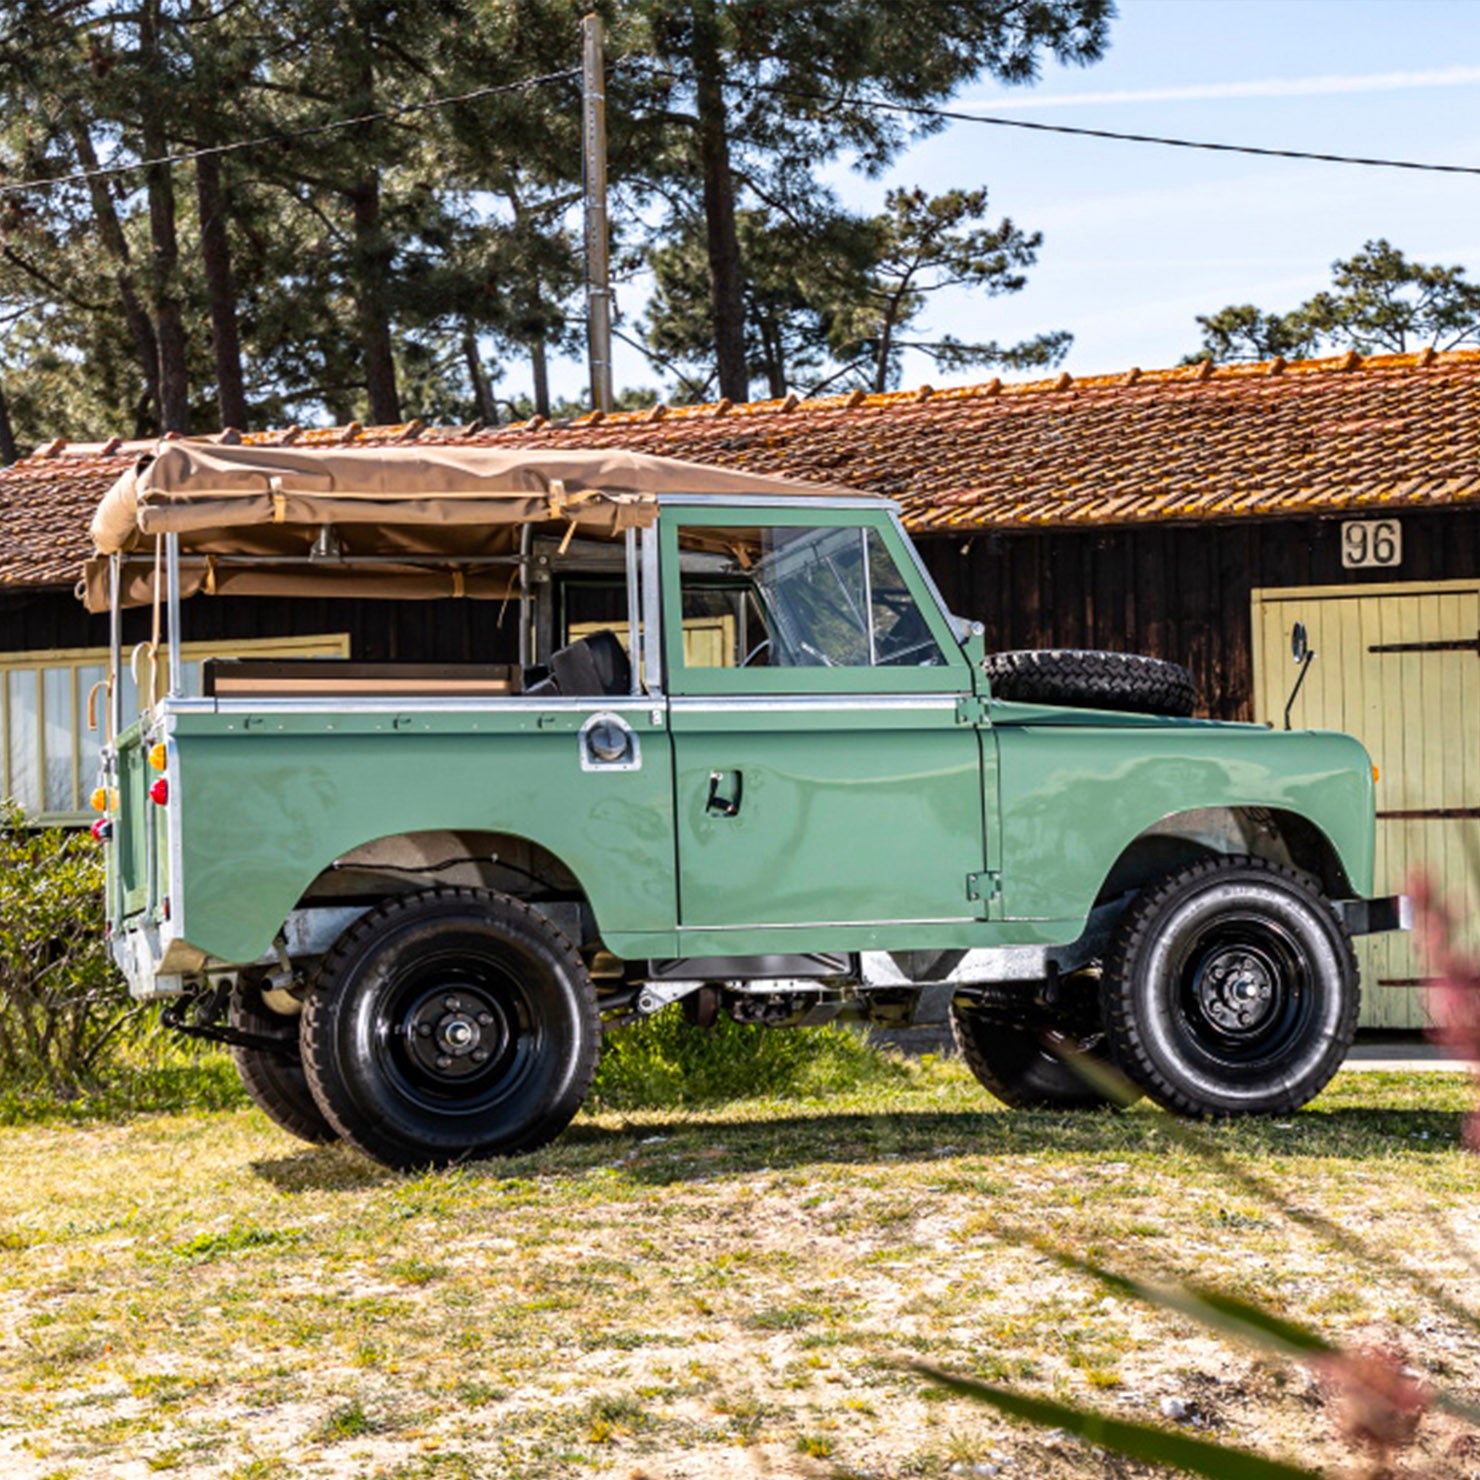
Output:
2 347 1478 589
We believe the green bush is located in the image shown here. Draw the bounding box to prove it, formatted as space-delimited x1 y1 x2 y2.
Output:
590 1005 909 1110
0 801 139 1099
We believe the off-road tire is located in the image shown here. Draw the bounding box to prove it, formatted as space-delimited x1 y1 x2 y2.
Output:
229 983 338 1145
1101 856 1359 1116
301 887 600 1170
950 987 1129 1110
982 649 1196 717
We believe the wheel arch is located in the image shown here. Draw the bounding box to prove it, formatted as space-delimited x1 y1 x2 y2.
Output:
1094 806 1357 910
295 826 596 929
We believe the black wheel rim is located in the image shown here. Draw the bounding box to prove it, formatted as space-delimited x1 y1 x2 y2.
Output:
369 938 543 1119
1170 912 1315 1073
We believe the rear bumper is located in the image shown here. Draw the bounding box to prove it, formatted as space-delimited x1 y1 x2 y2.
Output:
1336 894 1412 937
112 925 201 999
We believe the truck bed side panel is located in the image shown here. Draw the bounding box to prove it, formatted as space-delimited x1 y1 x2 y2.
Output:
170 707 674 965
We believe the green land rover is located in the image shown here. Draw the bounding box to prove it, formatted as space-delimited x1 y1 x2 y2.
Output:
86 443 1407 1168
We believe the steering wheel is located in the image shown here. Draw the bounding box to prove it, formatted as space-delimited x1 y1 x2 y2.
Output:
740 638 772 668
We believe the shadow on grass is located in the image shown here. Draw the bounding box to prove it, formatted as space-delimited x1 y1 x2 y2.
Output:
248 1103 1473 1192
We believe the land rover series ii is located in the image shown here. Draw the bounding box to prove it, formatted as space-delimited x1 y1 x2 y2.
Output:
85 443 1406 1167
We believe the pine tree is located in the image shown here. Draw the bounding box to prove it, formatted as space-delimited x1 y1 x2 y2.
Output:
613 0 1112 400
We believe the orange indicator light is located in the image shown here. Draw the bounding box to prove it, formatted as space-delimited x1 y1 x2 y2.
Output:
148 743 168 772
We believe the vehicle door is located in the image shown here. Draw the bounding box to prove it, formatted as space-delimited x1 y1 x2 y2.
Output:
661 506 990 940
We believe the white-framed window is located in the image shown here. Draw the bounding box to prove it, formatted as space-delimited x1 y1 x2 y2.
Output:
2 633 349 823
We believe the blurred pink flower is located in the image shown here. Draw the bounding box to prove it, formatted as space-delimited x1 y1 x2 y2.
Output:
1313 1344 1430 1463
1409 874 1480 1150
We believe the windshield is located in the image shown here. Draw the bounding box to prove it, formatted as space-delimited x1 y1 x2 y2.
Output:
676 523 947 669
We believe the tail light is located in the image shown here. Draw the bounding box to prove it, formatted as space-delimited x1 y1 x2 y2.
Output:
91 818 113 842
149 777 169 806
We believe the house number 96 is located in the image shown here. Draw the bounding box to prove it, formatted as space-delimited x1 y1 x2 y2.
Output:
1341 519 1401 569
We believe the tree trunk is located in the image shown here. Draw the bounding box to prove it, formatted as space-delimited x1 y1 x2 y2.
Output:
692 7 749 402
350 172 402 424
146 166 190 432
530 335 550 418
70 121 161 423
761 315 786 399
872 300 901 393
195 151 249 430
140 0 189 432
0 380 18 465
462 330 496 423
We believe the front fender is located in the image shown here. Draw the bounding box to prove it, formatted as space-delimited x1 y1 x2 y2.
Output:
994 721 1375 924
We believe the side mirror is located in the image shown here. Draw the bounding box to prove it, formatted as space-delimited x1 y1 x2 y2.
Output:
960 622 985 667
1284 622 1315 730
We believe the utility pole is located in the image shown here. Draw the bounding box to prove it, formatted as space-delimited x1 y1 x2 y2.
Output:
581 13 613 414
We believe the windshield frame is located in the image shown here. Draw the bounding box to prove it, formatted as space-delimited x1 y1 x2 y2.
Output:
658 505 971 696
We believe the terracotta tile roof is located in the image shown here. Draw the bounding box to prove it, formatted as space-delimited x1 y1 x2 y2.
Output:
2 347 1477 589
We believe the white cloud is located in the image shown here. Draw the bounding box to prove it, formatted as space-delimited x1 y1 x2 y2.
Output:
961 66 1480 112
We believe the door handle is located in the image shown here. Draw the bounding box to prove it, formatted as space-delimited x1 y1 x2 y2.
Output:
705 769 743 817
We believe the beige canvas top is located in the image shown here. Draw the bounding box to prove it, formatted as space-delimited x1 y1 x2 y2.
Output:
83 442 871 611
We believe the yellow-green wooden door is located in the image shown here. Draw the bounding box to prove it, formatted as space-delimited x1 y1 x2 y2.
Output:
1253 579 1480 1028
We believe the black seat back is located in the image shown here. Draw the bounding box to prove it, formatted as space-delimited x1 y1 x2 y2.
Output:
548 630 632 697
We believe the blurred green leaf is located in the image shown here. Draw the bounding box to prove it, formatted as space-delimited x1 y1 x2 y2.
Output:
1039 1246 1333 1357
916 1366 1321 1480
1055 1044 1480 1338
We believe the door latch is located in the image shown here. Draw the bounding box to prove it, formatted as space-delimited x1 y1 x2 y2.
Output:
705 769 743 817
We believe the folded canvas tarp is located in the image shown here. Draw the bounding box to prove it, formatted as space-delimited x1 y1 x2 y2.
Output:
84 441 866 611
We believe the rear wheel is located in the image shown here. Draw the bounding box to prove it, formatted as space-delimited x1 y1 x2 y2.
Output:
302 888 600 1170
229 983 337 1145
1101 857 1359 1116
950 985 1128 1110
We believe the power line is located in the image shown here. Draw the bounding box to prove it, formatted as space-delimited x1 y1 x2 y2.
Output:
0 68 581 200
630 63 1480 178
4 54 1473 205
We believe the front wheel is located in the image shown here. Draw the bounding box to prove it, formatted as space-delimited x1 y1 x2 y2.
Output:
1101 857 1359 1116
301 888 600 1169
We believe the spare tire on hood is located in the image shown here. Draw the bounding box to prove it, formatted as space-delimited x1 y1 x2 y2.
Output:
982 649 1196 718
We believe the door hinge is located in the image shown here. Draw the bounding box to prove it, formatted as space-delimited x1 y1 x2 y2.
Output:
956 696 988 725
966 871 1001 904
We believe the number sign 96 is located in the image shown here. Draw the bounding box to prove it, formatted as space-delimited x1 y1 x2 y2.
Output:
1341 519 1401 569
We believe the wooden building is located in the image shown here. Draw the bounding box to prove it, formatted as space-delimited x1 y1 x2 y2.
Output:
2 347 1476 1026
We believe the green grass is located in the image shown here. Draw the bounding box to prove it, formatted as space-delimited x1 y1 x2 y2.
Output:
0 1006 901 1128
589 1006 912 1108
0 1031 244 1127
0 1059 1477 1478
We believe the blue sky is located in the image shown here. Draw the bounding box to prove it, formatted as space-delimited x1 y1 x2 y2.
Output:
567 0 1480 402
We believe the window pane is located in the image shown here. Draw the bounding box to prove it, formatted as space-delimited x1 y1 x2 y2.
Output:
678 525 870 668
7 669 39 811
43 667 74 812
676 524 944 669
77 664 106 793
867 530 946 667
679 587 753 668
